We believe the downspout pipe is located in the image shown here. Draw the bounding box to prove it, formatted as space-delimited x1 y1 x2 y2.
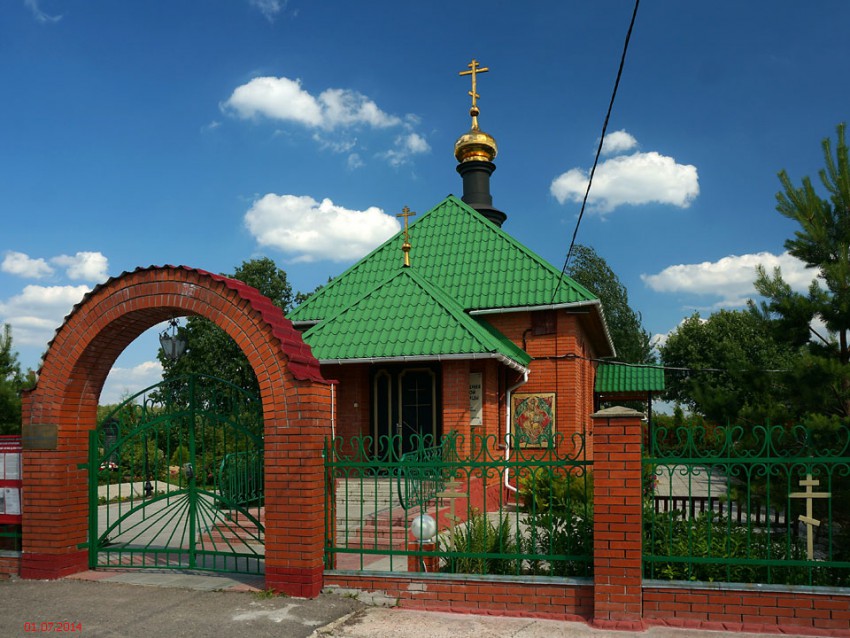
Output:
331 383 336 441
504 370 530 494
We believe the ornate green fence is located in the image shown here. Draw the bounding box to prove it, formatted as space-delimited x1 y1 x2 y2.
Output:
324 430 592 577
643 423 850 586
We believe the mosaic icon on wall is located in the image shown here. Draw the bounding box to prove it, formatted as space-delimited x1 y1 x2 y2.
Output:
511 393 555 447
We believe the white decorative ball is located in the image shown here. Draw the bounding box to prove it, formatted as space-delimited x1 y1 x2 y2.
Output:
409 513 437 541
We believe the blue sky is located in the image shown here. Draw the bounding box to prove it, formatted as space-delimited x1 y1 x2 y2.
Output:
2 1 848 404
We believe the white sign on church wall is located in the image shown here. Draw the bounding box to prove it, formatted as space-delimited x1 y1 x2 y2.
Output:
469 373 483 426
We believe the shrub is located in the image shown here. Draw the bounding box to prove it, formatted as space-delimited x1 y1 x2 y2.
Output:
440 510 519 576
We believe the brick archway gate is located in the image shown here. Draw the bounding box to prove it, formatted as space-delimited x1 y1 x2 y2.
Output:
19 266 332 597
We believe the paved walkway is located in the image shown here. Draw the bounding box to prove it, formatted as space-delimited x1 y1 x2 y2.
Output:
0 570 824 638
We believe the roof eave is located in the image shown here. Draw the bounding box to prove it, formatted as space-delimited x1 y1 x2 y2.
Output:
317 352 530 375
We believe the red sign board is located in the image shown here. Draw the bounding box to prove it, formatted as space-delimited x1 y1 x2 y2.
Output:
0 435 22 524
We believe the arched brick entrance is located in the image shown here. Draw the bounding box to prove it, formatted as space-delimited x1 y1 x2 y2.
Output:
20 266 332 597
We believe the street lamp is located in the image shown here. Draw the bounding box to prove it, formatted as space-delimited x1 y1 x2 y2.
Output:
409 513 437 543
409 513 438 573
159 318 187 361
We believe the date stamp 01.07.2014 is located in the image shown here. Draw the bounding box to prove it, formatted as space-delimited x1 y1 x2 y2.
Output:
23 622 83 633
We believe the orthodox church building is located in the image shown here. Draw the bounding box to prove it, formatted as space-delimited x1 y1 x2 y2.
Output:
289 61 659 459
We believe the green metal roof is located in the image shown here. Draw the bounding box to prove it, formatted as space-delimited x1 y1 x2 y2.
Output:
594 363 665 393
290 195 597 323
302 267 532 370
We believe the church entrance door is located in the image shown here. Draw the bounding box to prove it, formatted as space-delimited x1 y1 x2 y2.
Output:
372 366 440 459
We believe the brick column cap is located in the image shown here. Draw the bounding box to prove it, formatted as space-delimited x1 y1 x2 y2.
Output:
591 406 644 420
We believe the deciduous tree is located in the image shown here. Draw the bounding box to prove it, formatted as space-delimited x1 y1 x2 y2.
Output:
567 244 653 363
159 257 293 397
659 310 794 424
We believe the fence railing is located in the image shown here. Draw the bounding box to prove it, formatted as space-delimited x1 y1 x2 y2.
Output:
324 430 592 577
218 449 263 506
643 423 850 586
395 438 453 511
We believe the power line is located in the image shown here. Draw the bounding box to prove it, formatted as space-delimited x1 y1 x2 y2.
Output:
551 0 641 303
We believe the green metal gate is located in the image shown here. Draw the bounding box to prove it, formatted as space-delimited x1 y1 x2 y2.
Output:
89 374 264 574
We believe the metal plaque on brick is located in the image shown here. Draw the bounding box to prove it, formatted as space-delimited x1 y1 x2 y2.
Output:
469 373 483 426
22 423 58 450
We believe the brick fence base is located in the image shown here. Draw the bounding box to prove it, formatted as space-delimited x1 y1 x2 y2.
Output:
324 573 850 636
0 552 21 579
643 583 850 636
325 573 593 621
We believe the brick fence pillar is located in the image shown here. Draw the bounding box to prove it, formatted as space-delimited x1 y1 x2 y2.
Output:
591 406 645 629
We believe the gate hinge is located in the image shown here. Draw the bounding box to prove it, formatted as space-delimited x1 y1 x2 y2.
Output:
77 542 88 550
76 463 88 470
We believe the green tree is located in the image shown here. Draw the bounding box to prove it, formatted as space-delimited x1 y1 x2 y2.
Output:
293 277 331 308
159 257 293 397
659 310 794 424
752 123 850 416
567 244 653 363
0 324 30 435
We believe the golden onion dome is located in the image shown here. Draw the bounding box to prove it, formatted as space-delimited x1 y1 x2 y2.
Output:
454 125 498 163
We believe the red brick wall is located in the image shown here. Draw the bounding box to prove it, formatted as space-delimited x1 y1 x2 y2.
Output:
591 407 644 629
323 363 370 441
643 586 850 634
442 359 470 438
487 310 596 457
441 359 504 458
326 574 593 621
0 554 20 579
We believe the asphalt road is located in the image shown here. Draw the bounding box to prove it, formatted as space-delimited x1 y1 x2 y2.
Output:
0 578 365 638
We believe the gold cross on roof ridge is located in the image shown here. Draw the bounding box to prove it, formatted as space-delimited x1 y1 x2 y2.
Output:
396 206 416 267
396 206 416 240
459 58 489 128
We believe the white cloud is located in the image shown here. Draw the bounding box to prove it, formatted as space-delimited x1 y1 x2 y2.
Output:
312 133 357 155
651 331 670 350
25 0 62 24
382 132 431 167
222 76 400 130
0 284 90 346
550 132 698 214
319 88 400 129
249 0 285 21
51 251 109 281
601 130 638 156
224 76 322 126
101 361 163 405
641 251 816 307
222 75 429 166
551 152 699 213
244 194 400 262
347 153 364 170
2 251 54 278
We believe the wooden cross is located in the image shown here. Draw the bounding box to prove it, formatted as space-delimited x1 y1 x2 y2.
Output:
396 206 416 267
459 59 489 127
789 474 831 560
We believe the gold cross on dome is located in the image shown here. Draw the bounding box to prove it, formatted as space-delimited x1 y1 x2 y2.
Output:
396 206 416 267
459 58 489 128
790 473 831 560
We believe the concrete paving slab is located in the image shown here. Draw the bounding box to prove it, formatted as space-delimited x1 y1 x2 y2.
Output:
311 607 820 638
0 577 362 638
